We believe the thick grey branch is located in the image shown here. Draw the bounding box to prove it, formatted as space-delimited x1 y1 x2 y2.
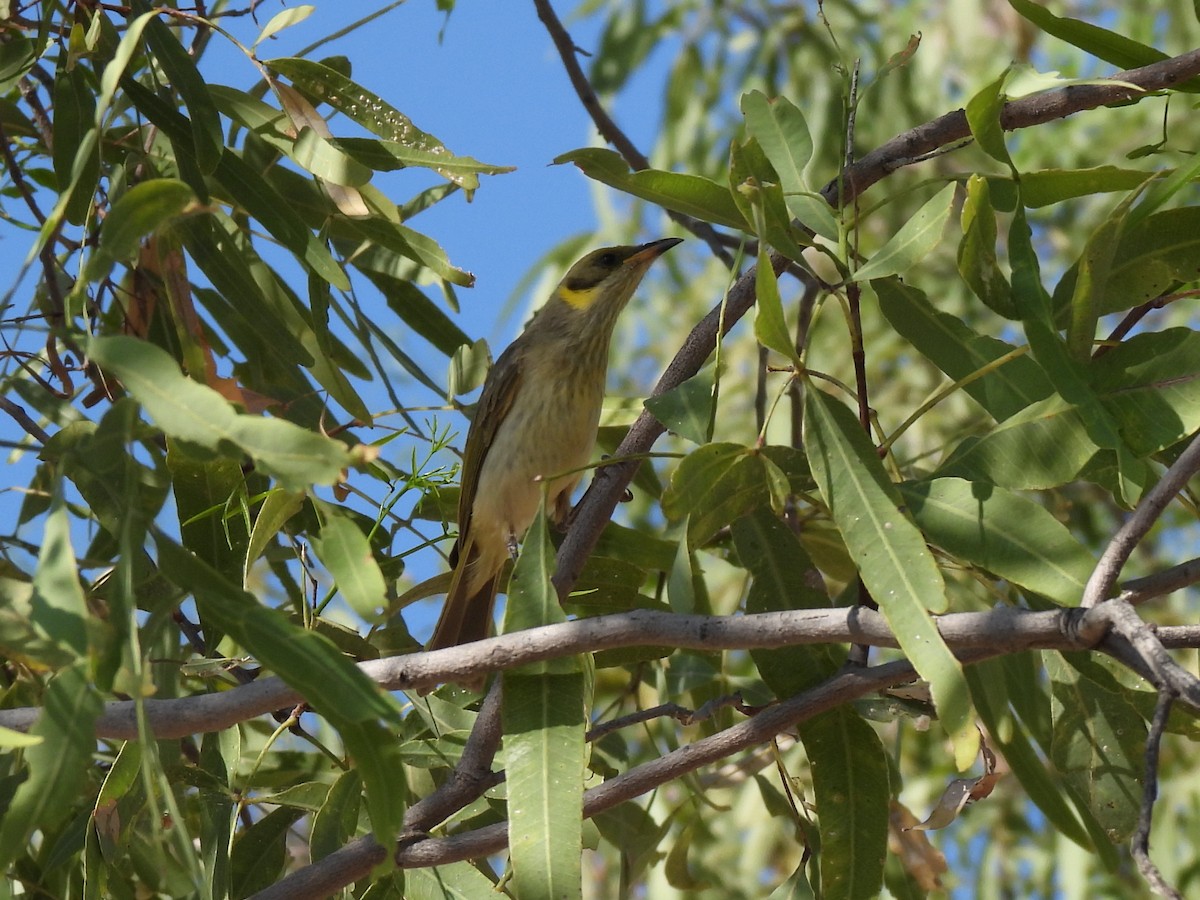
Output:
8 605 1200 740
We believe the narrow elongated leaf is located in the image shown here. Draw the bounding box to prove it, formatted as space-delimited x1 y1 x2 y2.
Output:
155 537 405 846
89 336 356 491
0 662 103 873
503 672 587 900
311 504 388 621
851 183 956 282
966 662 1095 850
334 137 513 178
1011 167 1160 208
29 495 91 660
137 4 223 172
957 175 1016 319
1007 0 1178 76
643 370 716 446
804 387 976 768
741 90 813 202
1046 651 1145 842
874 277 1050 421
965 68 1014 168
53 65 99 225
803 708 890 899
119 77 350 290
84 179 196 285
255 5 315 45
899 478 1094 605
937 394 1102 489
1093 328 1200 456
504 505 579 675
1053 207 1200 320
662 443 804 549
555 147 749 230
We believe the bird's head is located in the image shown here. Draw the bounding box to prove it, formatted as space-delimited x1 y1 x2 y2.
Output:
554 237 682 315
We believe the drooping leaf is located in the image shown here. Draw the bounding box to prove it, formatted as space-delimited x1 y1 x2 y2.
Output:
874 277 1051 421
555 148 749 230
1046 651 1145 843
89 336 357 491
503 671 587 900
311 503 388 622
0 663 103 873
804 387 977 768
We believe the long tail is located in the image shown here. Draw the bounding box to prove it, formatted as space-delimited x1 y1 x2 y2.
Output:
427 537 500 652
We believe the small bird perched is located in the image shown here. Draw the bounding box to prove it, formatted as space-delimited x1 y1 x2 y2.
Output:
428 237 682 655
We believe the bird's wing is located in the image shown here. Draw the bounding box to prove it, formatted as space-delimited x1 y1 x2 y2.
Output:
450 340 524 566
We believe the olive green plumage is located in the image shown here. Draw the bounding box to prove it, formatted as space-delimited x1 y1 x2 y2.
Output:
428 238 682 660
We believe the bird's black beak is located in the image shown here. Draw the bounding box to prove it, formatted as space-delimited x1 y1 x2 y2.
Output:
627 237 683 265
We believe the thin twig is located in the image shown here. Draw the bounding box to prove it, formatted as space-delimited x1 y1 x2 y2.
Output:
532 0 735 265
1132 690 1183 900
1082 430 1200 607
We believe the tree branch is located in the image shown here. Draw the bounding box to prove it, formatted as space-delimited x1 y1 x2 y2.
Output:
819 48 1200 208
10 605 1200 740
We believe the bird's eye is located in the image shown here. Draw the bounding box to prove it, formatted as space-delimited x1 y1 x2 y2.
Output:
597 252 618 268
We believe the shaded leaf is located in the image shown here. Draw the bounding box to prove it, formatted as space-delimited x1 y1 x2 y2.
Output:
899 477 1094 605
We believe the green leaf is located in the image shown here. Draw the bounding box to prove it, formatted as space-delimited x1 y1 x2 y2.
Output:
53 65 99 226
662 443 804 549
85 178 195 280
957 175 1016 319
30 495 91 660
264 56 483 194
120 77 350 290
803 708 890 900
245 489 304 582
899 478 1094 605
255 5 315 46
291 127 374 187
1046 651 1145 843
1052 207 1200 321
1065 192 1138 361
154 536 406 847
502 672 587 900
88 336 355 491
1012 167 1161 209
230 806 306 897
346 217 474 287
169 446 250 588
1093 328 1200 456
741 90 813 203
136 3 224 173
803 387 976 768
965 67 1014 168
1007 0 1178 76
850 183 956 282
504 505 578 674
311 504 388 621
643 370 715 446
966 661 1095 850
309 770 362 863
874 277 1050 421
937 394 1102 489
555 147 749 230
334 136 513 178
0 662 103 873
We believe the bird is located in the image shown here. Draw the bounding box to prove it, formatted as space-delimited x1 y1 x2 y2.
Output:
427 237 682 660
